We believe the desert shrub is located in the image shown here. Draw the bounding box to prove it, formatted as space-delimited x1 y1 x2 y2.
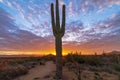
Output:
9 57 42 66
42 54 55 61
9 59 27 66
65 53 73 62
65 53 85 64
85 56 102 66
89 66 102 72
112 64 120 72
0 65 28 80
65 54 102 66
0 60 9 68
73 54 85 64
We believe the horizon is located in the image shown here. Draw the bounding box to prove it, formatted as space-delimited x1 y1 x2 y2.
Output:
0 0 120 55
0 50 120 56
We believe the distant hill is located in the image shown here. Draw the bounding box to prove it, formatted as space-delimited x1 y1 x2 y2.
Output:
107 51 120 55
0 54 40 58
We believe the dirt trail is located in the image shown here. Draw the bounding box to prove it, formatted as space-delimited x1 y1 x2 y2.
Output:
14 61 56 80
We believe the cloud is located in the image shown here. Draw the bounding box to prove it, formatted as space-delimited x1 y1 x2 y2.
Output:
28 6 34 12
59 0 64 8
65 0 118 16
75 0 119 14
0 0 2 3
116 0 120 5
68 1 74 16
63 33 120 54
0 0 120 54
0 8 54 52
68 1 79 17
99 12 120 29
6 1 12 7
19 11 25 20
63 10 120 44
110 13 117 19
12 1 25 13
81 0 88 12
97 8 105 13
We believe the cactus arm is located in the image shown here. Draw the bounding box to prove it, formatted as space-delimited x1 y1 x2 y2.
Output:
56 0 60 29
60 5 66 37
51 3 57 36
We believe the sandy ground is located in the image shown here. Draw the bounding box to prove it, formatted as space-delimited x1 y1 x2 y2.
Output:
14 61 75 80
14 61 56 80
14 61 119 80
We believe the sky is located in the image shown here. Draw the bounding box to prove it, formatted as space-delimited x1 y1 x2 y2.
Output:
0 0 120 55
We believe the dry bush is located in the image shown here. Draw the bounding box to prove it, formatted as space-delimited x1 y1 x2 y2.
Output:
0 60 9 68
0 64 28 80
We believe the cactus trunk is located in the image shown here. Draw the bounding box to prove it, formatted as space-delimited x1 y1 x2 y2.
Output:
55 37 62 79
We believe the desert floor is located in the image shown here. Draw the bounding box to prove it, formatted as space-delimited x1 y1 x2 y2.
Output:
14 61 119 80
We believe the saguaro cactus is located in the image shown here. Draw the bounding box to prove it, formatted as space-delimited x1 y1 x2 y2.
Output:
51 0 66 79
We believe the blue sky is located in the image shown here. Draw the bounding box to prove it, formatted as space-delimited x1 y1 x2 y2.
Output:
0 0 120 55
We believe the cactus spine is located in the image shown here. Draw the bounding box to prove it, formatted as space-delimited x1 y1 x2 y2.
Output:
51 0 66 79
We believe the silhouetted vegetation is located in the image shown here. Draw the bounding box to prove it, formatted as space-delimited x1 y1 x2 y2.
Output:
65 53 103 66
51 0 66 79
